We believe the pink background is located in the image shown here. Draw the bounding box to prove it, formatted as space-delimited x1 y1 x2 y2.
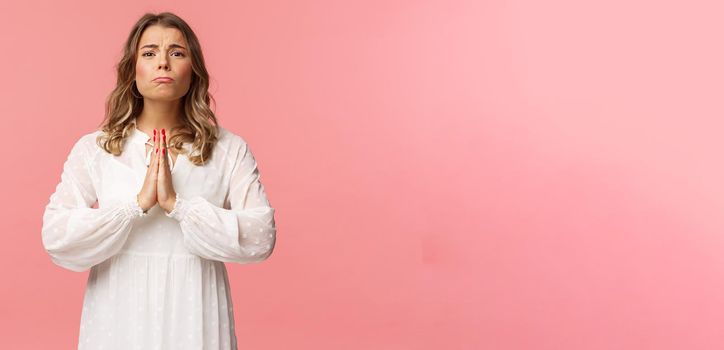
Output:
1 1 723 349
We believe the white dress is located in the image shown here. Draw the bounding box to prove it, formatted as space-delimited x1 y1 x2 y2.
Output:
41 122 277 350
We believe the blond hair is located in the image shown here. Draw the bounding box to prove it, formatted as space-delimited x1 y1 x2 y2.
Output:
96 11 218 166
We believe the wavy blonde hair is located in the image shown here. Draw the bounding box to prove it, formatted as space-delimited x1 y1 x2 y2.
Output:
95 11 218 166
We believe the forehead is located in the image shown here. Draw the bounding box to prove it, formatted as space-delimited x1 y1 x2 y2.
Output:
138 25 186 47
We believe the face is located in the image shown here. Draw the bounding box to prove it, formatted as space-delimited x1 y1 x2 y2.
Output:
134 25 193 102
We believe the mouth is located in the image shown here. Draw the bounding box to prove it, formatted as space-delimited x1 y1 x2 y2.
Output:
153 77 174 83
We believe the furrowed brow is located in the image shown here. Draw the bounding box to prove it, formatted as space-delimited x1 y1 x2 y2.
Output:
139 43 187 50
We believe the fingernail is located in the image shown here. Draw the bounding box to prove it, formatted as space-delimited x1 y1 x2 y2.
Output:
163 148 166 155
162 128 166 135
156 148 158 154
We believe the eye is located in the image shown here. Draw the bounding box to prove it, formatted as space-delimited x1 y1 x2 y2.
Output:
141 51 154 57
172 51 185 57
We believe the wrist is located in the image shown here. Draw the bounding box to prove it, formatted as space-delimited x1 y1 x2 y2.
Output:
136 194 149 213
165 193 187 221
164 193 178 214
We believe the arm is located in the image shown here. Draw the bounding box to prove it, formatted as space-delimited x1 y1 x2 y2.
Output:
41 134 147 272
165 138 276 264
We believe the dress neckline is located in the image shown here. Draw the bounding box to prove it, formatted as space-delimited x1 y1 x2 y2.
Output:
128 119 193 174
128 119 191 151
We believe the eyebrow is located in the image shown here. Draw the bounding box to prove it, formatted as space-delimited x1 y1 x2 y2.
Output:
139 43 187 50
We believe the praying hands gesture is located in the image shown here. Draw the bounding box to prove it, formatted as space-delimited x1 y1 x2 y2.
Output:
136 128 177 214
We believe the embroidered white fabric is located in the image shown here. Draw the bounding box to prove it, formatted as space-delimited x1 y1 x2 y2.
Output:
41 122 276 349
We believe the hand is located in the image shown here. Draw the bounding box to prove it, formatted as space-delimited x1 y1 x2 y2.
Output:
156 128 177 214
136 129 160 212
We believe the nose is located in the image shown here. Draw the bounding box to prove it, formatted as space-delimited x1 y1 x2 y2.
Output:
158 55 169 70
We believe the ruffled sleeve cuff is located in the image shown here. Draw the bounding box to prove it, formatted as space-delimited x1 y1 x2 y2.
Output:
165 193 190 222
121 198 149 220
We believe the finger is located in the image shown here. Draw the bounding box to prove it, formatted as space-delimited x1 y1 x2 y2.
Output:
144 128 155 176
161 128 167 151
151 128 160 176
153 128 159 158
163 129 170 171
159 128 167 172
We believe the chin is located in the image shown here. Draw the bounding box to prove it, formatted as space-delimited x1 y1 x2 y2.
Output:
145 94 184 102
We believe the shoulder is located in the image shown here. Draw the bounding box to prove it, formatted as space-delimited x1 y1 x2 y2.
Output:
70 130 103 155
62 130 105 168
214 126 259 171
215 125 250 154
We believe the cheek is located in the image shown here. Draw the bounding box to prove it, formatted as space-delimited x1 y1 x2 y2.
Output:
179 62 193 81
135 61 152 79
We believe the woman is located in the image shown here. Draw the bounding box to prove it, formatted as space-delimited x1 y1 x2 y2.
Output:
41 12 276 349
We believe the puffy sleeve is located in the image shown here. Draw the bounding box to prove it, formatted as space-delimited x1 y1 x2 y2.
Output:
165 138 276 264
41 134 147 272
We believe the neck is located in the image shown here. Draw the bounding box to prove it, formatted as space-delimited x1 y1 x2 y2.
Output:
136 99 185 133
